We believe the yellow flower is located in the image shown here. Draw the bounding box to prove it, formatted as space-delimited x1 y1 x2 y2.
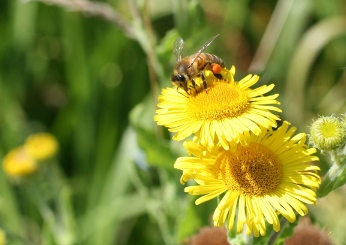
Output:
174 121 320 237
24 133 58 160
2 147 37 177
154 66 281 150
0 229 6 245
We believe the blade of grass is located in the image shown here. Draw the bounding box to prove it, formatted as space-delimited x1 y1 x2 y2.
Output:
285 16 346 126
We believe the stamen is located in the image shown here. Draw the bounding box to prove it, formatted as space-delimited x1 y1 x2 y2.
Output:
186 83 250 121
213 143 282 196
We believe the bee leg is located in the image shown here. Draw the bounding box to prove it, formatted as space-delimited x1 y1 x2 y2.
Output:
176 86 188 98
179 88 188 98
179 91 188 98
214 73 224 80
191 79 196 89
210 63 226 81
200 71 208 90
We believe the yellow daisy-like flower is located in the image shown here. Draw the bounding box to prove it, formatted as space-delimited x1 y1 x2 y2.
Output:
0 228 6 245
24 133 58 161
2 147 38 177
174 121 320 237
154 66 281 150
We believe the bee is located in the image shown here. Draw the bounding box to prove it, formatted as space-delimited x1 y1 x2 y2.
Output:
171 34 225 94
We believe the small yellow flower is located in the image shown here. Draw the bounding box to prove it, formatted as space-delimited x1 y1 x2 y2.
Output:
0 229 6 245
174 121 320 237
24 133 58 161
2 147 37 177
310 115 346 152
155 66 281 150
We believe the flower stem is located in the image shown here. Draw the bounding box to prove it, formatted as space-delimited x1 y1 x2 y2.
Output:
266 217 288 245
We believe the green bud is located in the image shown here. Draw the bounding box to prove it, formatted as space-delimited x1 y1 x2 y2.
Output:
310 115 346 152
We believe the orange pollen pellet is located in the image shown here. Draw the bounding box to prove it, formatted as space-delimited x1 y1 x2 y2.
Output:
211 63 222 74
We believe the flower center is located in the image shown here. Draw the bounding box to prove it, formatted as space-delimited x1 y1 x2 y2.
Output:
319 121 342 138
213 143 282 196
186 83 250 121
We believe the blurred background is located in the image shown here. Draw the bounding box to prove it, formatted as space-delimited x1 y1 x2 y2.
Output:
0 0 346 244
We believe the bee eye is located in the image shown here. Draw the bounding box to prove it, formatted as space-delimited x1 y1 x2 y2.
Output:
172 75 186 82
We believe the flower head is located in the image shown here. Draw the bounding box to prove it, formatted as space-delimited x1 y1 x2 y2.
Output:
24 133 58 161
0 228 6 245
174 121 320 237
154 66 281 150
185 227 228 245
2 147 37 177
310 115 346 152
285 217 333 245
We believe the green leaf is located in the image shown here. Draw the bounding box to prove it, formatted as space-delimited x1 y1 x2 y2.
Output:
317 160 346 197
136 127 177 169
176 199 203 241
130 95 178 169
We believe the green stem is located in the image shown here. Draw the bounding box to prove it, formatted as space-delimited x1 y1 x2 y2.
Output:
242 229 254 245
127 158 175 245
266 218 288 245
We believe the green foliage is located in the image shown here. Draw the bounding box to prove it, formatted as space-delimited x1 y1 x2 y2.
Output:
318 158 346 198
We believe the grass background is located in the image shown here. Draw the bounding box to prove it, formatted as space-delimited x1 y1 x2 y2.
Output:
0 0 346 244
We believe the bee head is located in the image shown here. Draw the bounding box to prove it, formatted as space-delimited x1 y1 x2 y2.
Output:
171 74 187 83
171 74 189 93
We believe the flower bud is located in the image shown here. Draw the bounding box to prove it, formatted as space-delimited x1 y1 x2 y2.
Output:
24 133 58 161
2 147 37 177
310 116 346 152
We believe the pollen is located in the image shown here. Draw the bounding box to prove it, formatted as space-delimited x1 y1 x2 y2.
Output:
186 83 250 121
213 143 282 196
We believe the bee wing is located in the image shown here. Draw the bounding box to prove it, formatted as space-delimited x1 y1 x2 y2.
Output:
173 37 184 62
188 34 220 68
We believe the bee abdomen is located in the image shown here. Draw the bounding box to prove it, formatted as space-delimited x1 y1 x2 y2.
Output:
201 53 225 67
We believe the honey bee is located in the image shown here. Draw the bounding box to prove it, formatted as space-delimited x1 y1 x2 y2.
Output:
171 34 225 94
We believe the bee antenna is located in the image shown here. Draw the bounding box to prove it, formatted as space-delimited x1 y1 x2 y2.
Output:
188 34 220 68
